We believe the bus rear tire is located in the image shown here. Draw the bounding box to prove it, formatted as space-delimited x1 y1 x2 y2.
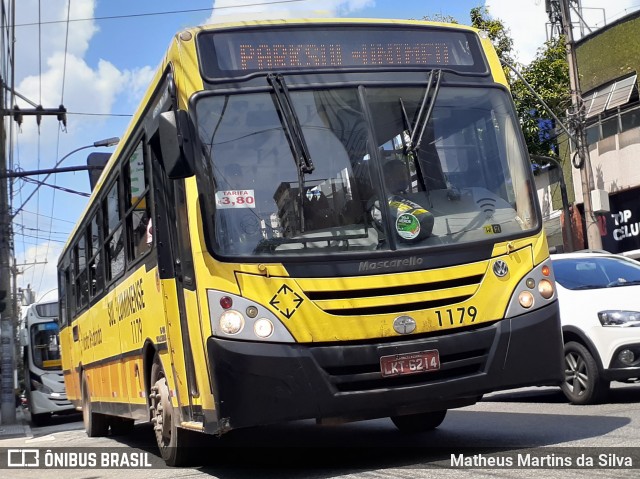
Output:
150 354 194 466
390 410 447 433
82 373 109 437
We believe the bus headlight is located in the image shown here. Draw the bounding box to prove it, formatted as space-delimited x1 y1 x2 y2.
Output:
518 291 534 309
505 259 557 318
538 279 554 299
208 290 296 343
219 310 245 335
254 318 274 338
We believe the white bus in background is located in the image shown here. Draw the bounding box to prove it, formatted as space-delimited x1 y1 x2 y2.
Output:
20 300 75 426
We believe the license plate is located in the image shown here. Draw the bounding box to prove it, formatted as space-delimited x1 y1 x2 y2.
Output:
380 350 440 378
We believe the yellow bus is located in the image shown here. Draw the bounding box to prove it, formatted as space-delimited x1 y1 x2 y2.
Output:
58 18 563 465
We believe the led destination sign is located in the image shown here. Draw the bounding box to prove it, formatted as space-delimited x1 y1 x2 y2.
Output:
235 41 451 70
199 26 487 78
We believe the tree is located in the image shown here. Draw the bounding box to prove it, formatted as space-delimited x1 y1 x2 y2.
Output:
421 13 458 24
420 6 570 156
469 6 516 68
468 7 569 158
511 37 571 157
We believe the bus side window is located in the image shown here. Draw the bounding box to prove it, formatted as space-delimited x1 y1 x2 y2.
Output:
58 269 67 328
69 251 77 318
125 141 153 261
73 237 89 311
88 212 105 298
104 178 125 281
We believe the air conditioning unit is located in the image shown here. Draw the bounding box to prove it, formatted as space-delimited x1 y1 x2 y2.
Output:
591 189 610 214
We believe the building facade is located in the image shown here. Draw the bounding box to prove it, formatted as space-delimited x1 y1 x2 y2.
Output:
541 11 640 257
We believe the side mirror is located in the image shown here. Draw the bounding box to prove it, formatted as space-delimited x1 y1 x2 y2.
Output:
158 109 195 179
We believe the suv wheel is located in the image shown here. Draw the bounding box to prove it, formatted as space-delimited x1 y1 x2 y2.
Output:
561 341 610 405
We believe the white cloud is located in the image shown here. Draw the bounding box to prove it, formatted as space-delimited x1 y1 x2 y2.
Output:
206 0 375 24
10 0 157 300
18 241 64 303
11 1 155 164
123 66 157 104
14 0 98 82
487 0 640 65
15 53 129 151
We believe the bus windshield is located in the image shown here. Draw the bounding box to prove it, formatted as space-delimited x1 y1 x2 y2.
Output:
30 321 62 370
196 84 537 257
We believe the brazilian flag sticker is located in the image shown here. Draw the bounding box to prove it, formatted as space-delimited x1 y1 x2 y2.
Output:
396 212 421 240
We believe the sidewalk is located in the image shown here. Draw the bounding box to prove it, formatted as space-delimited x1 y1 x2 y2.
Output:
0 407 31 440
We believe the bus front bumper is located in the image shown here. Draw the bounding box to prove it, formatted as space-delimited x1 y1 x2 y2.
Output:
205 302 562 432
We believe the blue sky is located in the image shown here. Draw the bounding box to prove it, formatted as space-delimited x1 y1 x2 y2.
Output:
9 0 640 299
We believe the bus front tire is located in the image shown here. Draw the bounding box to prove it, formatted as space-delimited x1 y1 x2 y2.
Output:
82 373 109 437
390 410 447 433
30 412 50 427
149 354 194 466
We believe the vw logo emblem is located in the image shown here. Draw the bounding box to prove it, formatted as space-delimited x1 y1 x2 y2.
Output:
393 316 416 335
493 260 509 278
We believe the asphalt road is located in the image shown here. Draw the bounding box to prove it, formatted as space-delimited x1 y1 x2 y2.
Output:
3 384 640 478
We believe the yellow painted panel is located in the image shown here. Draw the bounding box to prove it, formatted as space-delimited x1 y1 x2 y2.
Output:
296 261 487 292
42 359 62 368
312 284 479 311
236 247 532 342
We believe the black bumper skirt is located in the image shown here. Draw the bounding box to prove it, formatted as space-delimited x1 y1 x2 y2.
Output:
206 303 562 431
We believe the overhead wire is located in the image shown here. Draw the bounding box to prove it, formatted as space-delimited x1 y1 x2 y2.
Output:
15 232 67 244
38 0 73 293
22 176 90 197
10 0 309 27
65 111 133 117
14 137 28 264
15 223 71 237
18 209 76 224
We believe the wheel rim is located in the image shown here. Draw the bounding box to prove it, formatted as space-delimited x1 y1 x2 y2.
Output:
564 351 589 397
150 374 173 450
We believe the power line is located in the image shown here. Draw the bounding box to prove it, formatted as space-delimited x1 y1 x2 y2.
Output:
14 231 67 244
66 111 133 117
17 209 76 224
21 176 90 197
10 0 309 27
60 0 71 105
14 223 70 237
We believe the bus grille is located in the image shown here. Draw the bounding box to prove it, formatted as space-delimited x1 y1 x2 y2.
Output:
309 325 493 392
304 274 483 316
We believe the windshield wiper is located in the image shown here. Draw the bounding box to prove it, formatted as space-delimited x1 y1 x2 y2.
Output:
398 70 442 197
267 74 314 174
571 284 606 290
267 74 315 234
402 69 442 154
607 279 640 287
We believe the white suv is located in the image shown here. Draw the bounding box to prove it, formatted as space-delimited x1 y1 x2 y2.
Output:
551 251 640 404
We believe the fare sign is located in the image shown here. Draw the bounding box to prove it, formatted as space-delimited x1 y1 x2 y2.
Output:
380 349 440 378
215 189 256 209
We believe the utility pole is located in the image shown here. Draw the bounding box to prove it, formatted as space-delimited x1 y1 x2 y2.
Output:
0 0 16 424
557 0 603 250
0 89 16 425
0 0 72 424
